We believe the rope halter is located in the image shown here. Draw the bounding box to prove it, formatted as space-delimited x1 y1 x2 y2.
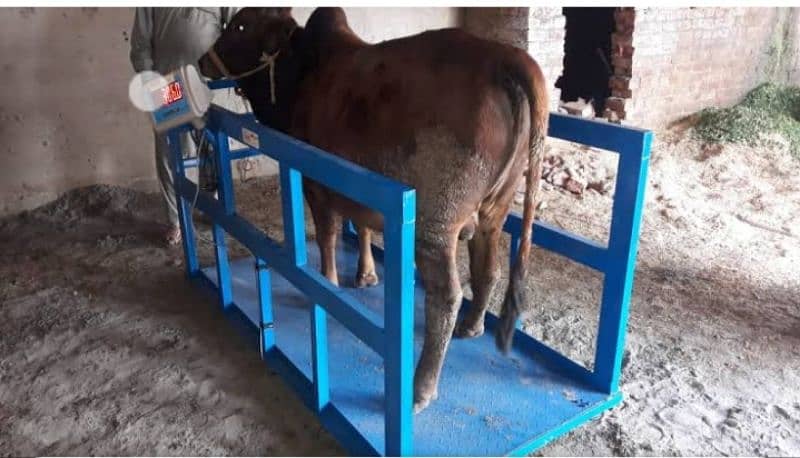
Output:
206 46 281 105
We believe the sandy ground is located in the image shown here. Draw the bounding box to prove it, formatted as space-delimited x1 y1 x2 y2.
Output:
1 125 799 456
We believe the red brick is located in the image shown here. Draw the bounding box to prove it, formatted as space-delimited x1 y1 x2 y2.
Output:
609 75 630 92
612 88 633 98
614 7 635 25
617 21 635 34
611 32 633 49
612 55 633 75
605 97 626 113
621 45 635 58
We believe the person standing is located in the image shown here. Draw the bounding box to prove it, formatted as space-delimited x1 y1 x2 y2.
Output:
129 7 242 245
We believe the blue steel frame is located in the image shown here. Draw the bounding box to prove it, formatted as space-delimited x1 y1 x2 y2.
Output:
504 114 652 396
167 82 652 456
169 104 416 456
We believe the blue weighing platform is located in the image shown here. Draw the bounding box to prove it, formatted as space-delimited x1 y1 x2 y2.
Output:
201 239 620 456
171 99 651 455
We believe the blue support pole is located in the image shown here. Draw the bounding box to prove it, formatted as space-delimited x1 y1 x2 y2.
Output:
383 190 416 456
279 165 307 266
311 304 330 410
256 258 275 358
213 130 234 308
592 133 652 393
215 131 236 214
211 213 233 308
168 129 200 277
280 164 329 409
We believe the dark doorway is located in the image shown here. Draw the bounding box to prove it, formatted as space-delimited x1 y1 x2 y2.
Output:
556 7 616 116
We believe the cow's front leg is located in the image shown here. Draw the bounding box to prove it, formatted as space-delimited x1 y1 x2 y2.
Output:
355 226 379 288
414 236 461 414
306 189 340 286
317 214 340 286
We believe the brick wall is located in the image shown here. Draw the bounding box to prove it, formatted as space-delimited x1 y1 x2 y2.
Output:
605 8 635 121
462 7 564 110
627 8 785 127
463 8 528 49
463 7 798 129
528 8 566 111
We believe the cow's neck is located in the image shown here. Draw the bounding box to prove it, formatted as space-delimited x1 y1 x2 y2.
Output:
238 73 293 134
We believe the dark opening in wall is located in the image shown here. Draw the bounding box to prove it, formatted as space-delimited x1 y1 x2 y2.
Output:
556 7 616 116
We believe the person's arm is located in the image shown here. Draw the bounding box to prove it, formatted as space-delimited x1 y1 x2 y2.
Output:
129 7 155 72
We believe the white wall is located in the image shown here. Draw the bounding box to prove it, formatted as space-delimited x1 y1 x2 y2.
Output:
292 8 460 43
0 7 460 217
0 7 152 216
789 9 800 85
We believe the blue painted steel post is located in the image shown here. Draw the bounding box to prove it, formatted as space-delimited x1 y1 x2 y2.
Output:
212 130 235 309
592 132 652 394
279 165 307 265
310 304 330 410
168 129 200 277
280 165 330 409
256 258 275 359
214 131 236 212
383 190 416 456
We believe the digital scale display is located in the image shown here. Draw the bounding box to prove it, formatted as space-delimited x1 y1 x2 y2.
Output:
162 81 184 106
129 64 212 133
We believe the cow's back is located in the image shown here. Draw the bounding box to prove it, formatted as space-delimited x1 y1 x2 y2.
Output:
297 28 538 232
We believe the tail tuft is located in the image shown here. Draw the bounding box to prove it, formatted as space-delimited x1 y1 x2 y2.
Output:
495 262 524 354
493 55 547 356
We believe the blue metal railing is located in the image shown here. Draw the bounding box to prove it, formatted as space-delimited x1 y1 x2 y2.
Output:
507 113 652 397
168 84 651 456
169 104 416 455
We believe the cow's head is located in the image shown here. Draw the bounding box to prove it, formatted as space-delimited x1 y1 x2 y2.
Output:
199 7 311 133
199 7 294 79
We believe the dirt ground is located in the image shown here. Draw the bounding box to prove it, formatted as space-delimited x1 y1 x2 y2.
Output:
1 125 798 456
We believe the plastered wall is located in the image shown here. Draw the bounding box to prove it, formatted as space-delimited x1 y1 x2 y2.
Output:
0 7 459 216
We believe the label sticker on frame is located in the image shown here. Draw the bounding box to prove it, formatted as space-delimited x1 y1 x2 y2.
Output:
242 128 260 149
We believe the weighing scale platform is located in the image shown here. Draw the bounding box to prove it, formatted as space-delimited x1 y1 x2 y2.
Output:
201 238 620 456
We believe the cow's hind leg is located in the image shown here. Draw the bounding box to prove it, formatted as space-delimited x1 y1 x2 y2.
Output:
455 224 501 338
355 226 379 288
414 235 462 414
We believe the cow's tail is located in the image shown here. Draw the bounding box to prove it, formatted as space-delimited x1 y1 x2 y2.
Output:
495 55 549 354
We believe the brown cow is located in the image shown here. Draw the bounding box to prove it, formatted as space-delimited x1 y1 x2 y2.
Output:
199 7 548 414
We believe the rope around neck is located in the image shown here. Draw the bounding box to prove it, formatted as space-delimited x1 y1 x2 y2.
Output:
259 51 280 105
207 47 280 105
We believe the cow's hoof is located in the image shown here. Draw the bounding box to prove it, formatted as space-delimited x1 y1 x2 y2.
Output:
454 321 484 339
355 271 379 288
413 391 438 414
